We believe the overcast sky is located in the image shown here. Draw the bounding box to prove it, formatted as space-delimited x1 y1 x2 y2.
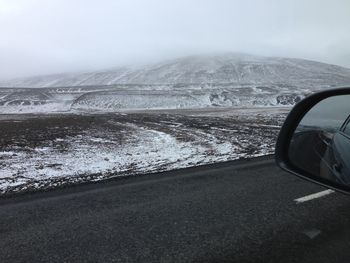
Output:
0 0 350 80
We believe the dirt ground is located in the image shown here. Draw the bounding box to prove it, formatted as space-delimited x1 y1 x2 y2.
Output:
0 108 289 195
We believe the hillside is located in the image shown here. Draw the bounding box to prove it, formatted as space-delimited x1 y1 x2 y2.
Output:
1 53 350 88
1 53 350 113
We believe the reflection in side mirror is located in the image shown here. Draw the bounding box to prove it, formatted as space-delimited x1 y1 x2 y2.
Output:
289 95 350 185
276 90 350 194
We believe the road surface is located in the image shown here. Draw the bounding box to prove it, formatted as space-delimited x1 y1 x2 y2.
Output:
1 156 350 262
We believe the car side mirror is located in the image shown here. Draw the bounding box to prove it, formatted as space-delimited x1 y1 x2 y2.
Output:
275 88 350 194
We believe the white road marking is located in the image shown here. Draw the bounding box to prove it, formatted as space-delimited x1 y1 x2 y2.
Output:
303 229 322 239
294 189 335 204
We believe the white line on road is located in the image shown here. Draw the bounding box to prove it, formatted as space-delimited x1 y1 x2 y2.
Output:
294 189 335 204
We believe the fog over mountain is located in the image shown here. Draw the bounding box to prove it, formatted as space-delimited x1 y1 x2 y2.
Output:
2 0 350 80
1 53 350 88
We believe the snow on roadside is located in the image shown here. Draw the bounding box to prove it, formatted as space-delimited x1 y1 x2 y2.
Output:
0 111 283 194
0 123 204 193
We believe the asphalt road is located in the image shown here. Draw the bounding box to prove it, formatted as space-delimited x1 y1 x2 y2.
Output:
1 156 350 263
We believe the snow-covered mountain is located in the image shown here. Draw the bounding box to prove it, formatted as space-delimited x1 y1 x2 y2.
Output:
1 53 350 88
1 53 350 113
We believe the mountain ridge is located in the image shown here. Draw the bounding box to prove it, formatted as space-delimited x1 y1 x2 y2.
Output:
1 53 350 88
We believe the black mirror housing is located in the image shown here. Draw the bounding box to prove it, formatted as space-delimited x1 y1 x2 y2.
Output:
275 87 350 195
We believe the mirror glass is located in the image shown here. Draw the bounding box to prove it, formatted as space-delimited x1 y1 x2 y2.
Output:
289 95 350 186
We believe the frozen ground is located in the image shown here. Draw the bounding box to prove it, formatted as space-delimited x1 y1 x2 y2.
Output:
0 108 288 195
0 84 307 114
